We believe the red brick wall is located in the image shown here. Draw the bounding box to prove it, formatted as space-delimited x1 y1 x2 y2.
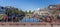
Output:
56 4 60 10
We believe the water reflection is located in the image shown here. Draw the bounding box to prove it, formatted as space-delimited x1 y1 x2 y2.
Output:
20 17 42 22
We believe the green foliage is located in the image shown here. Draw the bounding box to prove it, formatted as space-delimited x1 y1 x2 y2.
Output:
7 8 12 14
0 14 6 20
18 10 25 14
29 10 31 14
13 8 19 14
25 10 32 14
5 6 25 15
5 6 25 20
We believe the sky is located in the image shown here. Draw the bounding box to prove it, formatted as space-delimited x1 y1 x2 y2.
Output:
0 0 60 11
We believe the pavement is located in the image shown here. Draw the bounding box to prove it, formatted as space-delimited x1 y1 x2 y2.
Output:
0 22 60 27
0 25 60 27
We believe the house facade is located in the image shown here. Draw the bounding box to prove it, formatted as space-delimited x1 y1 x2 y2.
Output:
48 5 56 10
33 9 51 16
0 6 7 14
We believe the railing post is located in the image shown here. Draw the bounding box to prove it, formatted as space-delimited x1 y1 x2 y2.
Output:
51 23 53 27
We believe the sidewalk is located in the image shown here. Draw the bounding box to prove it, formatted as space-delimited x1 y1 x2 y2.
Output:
0 22 60 27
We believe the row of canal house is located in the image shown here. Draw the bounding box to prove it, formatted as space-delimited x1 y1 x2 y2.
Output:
0 6 14 14
0 6 7 14
48 4 60 14
33 4 60 18
0 6 19 19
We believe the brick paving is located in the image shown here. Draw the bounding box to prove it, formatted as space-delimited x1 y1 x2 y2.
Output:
0 22 60 27
0 22 59 25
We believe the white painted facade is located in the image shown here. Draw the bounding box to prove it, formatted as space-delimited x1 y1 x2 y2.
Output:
33 10 51 16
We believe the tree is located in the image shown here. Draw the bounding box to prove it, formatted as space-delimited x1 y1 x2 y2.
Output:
13 8 19 14
17 10 25 20
5 6 25 21
5 6 13 15
25 10 32 14
29 10 32 14
7 9 12 14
